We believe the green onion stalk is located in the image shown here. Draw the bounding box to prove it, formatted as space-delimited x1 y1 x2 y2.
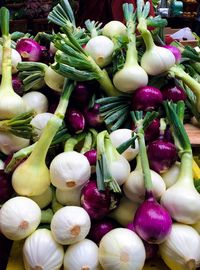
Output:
0 7 27 119
11 79 74 197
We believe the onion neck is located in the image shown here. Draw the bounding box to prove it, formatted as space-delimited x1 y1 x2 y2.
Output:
105 136 120 162
138 18 155 51
135 154 142 171
124 38 138 67
137 122 153 192
176 151 193 186
0 34 13 93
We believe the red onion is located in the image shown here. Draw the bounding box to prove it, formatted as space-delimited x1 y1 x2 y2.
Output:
145 118 160 142
12 75 23 96
71 82 91 109
0 170 14 204
147 139 178 173
40 45 54 64
84 103 104 129
81 180 120 219
161 84 186 102
66 108 85 134
162 45 181 63
88 217 119 244
84 149 97 166
133 191 172 244
131 86 163 111
16 38 42 62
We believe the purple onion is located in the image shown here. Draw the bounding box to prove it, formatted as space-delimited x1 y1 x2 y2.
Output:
71 83 91 109
0 170 14 204
145 118 160 142
12 75 23 96
127 222 135 231
66 108 85 134
84 149 97 165
88 217 119 244
81 180 120 219
147 139 178 173
40 45 54 64
162 45 181 63
161 84 186 102
164 127 174 143
131 86 163 111
133 192 172 244
16 38 42 62
84 104 104 129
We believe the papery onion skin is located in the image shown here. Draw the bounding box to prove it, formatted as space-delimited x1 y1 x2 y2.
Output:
133 193 172 244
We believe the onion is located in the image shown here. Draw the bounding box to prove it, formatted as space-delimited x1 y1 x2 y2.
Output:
84 103 103 129
102 20 126 39
0 169 13 204
66 108 85 134
88 217 119 244
12 75 23 96
22 91 48 114
162 45 182 63
84 149 97 166
0 46 22 74
81 180 120 220
16 38 42 62
131 86 163 111
147 139 178 173
161 84 186 102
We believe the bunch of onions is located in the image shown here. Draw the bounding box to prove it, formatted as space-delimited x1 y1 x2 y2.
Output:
161 101 200 224
0 8 26 120
131 111 172 244
12 80 74 196
113 4 148 93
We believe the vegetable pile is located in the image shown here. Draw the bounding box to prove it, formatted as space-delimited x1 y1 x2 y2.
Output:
1 1 200 269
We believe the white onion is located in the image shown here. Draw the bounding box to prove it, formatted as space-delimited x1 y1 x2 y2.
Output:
99 228 145 270
56 185 83 206
0 46 22 74
0 196 41 240
44 66 64 92
31 112 53 140
23 228 64 270
102 21 126 39
51 206 91 245
63 239 100 270
22 91 48 114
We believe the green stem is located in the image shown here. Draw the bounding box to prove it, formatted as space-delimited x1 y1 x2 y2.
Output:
138 18 155 50
51 188 63 213
177 151 193 186
135 154 142 170
64 137 78 152
80 132 93 153
41 209 54 223
27 80 73 165
137 123 153 192
97 69 121 97
124 40 138 67
97 130 107 158
105 136 119 162
169 66 200 113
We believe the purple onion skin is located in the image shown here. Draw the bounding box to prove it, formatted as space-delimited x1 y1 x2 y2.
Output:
88 217 119 244
66 108 85 134
0 170 14 204
16 38 42 62
145 119 160 142
131 86 163 112
162 45 181 63
84 149 97 166
12 75 23 96
81 180 120 219
147 139 178 173
84 104 104 129
133 192 172 244
71 83 91 109
161 85 186 102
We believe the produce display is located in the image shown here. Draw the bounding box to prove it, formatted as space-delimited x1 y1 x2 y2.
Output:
1 0 200 269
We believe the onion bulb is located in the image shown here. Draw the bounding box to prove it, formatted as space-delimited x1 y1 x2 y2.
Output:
0 196 41 240
22 91 48 114
99 228 146 270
